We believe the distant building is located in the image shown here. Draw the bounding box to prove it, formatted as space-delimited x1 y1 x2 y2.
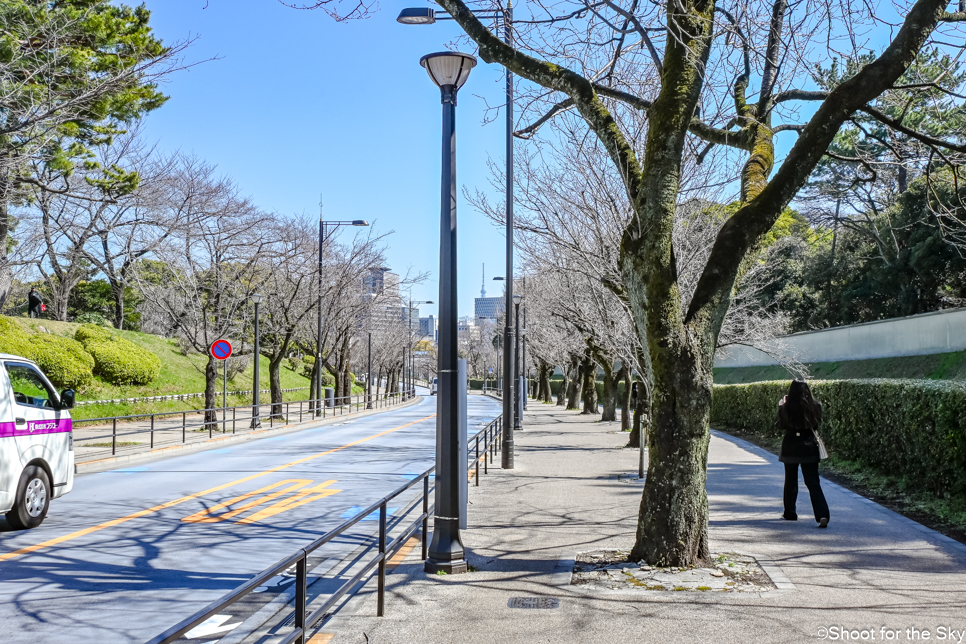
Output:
362 267 404 331
474 263 505 321
419 315 438 342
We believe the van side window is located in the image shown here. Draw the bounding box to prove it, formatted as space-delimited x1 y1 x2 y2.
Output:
5 363 57 409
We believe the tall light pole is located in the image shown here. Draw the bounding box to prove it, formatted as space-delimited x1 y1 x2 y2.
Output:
513 293 523 433
398 3 516 469
366 331 373 409
316 211 369 416
420 50 476 575
251 293 263 428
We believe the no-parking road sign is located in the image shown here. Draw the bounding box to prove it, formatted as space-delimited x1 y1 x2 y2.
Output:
210 339 233 360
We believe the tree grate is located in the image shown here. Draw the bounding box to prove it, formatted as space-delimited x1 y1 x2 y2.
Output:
507 597 560 609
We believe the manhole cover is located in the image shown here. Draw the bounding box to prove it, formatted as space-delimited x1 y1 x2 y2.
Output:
507 597 560 609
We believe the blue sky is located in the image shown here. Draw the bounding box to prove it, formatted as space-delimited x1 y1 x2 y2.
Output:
140 1 511 319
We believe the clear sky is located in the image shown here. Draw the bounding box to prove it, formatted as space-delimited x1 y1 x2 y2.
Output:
139 0 512 320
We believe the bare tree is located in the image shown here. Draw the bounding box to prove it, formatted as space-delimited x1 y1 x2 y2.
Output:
134 160 274 426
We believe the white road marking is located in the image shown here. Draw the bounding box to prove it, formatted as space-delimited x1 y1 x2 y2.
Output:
184 614 242 639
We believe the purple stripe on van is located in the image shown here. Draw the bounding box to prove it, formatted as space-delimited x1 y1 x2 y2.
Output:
0 418 72 438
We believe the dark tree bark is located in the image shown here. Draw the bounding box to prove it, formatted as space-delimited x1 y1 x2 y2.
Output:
620 366 632 432
269 352 284 418
580 353 597 415
538 361 553 402
556 368 569 406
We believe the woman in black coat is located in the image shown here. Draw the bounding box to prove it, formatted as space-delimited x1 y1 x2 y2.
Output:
778 380 830 528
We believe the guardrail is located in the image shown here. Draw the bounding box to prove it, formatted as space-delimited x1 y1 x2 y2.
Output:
145 414 504 644
74 387 311 407
74 389 418 457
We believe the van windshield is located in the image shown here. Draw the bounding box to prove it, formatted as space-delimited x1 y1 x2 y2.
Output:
5 363 56 409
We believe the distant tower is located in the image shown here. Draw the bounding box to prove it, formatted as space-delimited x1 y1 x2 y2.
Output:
481 263 486 298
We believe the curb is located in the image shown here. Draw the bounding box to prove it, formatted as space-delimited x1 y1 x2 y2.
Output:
75 396 424 475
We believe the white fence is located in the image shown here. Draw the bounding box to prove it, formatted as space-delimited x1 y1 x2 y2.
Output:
714 307 966 368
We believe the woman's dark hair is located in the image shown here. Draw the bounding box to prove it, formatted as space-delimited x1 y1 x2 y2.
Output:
784 379 819 429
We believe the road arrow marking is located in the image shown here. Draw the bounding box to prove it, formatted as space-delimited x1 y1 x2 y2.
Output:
184 614 242 639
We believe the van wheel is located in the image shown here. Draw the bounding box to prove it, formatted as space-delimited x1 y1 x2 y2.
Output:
5 466 50 530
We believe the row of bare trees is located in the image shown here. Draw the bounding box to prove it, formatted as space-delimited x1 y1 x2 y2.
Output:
6 129 415 421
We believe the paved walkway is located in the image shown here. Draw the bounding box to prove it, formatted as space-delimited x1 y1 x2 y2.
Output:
328 404 966 644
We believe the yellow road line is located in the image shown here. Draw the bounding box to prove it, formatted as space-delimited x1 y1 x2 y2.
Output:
387 536 421 570
0 414 436 563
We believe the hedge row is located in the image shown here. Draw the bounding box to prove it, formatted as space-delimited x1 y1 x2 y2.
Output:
0 318 94 389
74 324 161 386
710 379 966 497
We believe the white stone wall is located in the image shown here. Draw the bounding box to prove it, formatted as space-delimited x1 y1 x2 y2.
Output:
714 307 966 368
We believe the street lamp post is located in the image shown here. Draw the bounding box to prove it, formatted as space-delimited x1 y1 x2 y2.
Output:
420 50 476 575
513 293 523 433
251 293 263 428
398 3 516 469
367 332 372 409
316 215 369 416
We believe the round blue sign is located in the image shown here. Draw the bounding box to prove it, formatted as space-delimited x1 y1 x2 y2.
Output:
210 339 232 360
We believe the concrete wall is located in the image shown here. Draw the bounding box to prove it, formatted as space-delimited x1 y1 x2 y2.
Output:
714 307 966 368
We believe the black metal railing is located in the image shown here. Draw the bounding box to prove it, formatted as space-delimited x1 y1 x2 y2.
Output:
73 389 418 458
145 414 504 644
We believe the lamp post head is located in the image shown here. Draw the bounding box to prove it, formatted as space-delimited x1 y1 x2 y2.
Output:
492 276 505 281
251 293 263 305
397 7 437 23
352 220 369 226
513 294 523 306
420 51 476 91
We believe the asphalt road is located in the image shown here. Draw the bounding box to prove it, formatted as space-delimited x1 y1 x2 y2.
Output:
0 392 501 644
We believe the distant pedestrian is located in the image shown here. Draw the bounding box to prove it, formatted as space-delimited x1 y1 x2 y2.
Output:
27 287 44 318
777 380 830 528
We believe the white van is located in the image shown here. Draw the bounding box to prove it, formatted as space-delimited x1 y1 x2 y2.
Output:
431 377 438 395
0 354 76 529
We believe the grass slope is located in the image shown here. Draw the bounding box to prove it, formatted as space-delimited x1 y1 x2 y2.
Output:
713 349 966 384
2 315 328 419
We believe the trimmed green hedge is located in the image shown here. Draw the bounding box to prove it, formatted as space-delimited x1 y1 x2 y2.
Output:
0 318 95 389
74 324 161 386
711 379 966 497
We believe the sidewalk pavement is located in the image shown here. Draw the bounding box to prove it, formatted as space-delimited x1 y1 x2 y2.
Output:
327 403 966 644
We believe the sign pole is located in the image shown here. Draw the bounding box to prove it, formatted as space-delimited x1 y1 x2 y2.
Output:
223 360 227 432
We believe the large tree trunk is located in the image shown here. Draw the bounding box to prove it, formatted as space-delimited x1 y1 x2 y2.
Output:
600 360 619 422
566 364 581 410
538 361 552 403
556 369 569 406
580 354 597 415
619 367 631 431
269 353 284 418
204 354 219 429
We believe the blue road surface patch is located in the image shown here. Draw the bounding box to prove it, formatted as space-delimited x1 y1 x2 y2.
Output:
400 473 435 481
341 506 398 521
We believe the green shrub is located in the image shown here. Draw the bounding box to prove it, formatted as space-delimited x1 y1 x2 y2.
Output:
287 356 303 372
321 371 335 387
711 379 966 497
74 324 161 385
29 335 95 389
0 318 95 389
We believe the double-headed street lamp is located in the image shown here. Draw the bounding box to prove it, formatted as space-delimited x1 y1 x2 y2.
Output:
316 216 369 416
251 293 263 429
419 49 476 575
398 3 517 470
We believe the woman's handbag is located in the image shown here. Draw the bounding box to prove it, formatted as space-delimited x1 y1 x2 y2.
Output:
812 429 829 460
